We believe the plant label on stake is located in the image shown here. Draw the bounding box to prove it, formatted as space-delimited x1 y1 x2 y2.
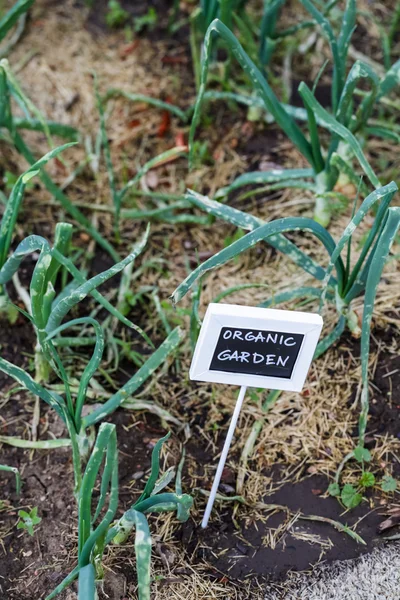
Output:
190 303 323 528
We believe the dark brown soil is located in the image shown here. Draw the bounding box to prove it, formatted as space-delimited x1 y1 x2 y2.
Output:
172 324 400 582
180 475 388 580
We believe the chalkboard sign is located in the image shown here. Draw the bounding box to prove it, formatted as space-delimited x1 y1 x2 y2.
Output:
190 303 323 392
209 327 304 379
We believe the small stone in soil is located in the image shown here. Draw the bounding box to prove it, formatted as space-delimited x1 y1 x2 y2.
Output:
219 483 235 493
235 542 249 555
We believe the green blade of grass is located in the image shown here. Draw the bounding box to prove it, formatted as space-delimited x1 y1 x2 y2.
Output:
185 189 331 283
358 208 400 444
82 327 183 429
47 226 151 341
0 0 33 41
214 283 270 303
319 182 397 307
0 357 66 421
329 153 370 197
298 83 381 188
0 232 151 348
94 75 119 232
215 168 315 198
259 0 285 65
0 143 75 268
12 131 120 261
78 431 119 574
377 58 400 99
337 0 356 62
43 223 73 317
364 126 400 143
46 317 105 431
91 427 118 524
78 423 118 555
0 235 50 285
13 117 79 140
137 433 171 503
172 216 345 304
258 286 329 308
45 566 80 600
103 88 187 121
314 315 346 358
190 19 315 169
118 147 187 205
336 61 379 130
201 89 310 122
344 184 398 299
298 85 325 173
299 0 344 110
2 59 52 143
0 435 71 449
50 246 152 345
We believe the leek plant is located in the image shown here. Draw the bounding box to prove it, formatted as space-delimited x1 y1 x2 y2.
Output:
0 61 204 246
0 0 34 57
46 428 192 600
191 0 286 86
0 143 74 323
0 267 182 470
0 0 33 37
190 2 400 226
0 211 156 380
0 326 189 598
172 179 400 488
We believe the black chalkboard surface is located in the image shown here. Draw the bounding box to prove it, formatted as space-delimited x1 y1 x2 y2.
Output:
209 327 304 379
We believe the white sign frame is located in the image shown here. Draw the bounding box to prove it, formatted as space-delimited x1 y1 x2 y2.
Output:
190 303 323 392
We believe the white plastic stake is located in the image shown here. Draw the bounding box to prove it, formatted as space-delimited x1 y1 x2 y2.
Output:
201 385 247 528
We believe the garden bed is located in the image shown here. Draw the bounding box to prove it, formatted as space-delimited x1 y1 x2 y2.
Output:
0 1 399 599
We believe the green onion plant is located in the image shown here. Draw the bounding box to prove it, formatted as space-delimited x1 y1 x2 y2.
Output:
0 143 74 322
190 0 286 87
190 4 400 226
0 0 34 58
1 356 190 598
172 179 400 488
0 279 182 484
0 208 156 380
45 426 192 600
